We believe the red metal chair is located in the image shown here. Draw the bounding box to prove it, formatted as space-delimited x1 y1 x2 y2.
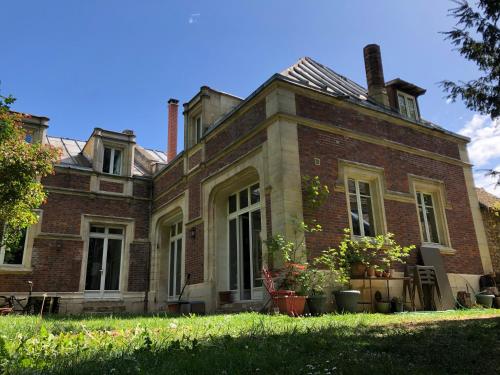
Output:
262 266 295 312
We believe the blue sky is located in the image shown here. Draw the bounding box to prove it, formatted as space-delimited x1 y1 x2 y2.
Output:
1 0 498 195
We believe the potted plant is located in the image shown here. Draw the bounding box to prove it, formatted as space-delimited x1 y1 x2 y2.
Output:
374 291 391 313
391 296 404 313
379 233 415 278
315 237 361 314
297 266 327 315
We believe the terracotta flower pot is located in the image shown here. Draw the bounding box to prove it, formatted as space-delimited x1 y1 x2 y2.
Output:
350 262 366 277
274 295 307 316
375 270 383 278
367 267 376 278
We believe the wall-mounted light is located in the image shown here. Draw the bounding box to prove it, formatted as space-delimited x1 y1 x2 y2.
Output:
190 227 196 239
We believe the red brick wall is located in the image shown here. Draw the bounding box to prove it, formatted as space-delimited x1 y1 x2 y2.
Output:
295 94 461 160
188 149 202 170
185 223 204 284
128 242 151 292
99 180 124 193
297 124 483 275
1 168 152 294
0 239 83 293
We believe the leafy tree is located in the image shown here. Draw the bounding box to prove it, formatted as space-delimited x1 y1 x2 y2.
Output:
0 95 59 250
441 0 499 120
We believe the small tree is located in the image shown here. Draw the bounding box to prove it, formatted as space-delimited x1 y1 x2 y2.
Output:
0 95 59 249
440 0 499 120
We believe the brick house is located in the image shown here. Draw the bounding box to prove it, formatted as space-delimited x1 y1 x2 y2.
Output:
476 188 500 277
0 45 493 313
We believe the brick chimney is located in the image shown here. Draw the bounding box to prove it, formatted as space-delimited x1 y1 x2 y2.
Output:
363 44 389 107
167 98 179 162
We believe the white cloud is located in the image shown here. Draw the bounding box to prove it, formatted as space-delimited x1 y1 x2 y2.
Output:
459 114 500 197
446 98 453 104
459 114 500 167
188 13 200 24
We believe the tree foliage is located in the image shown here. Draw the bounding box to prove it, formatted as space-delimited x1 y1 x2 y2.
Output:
0 95 59 249
441 0 499 119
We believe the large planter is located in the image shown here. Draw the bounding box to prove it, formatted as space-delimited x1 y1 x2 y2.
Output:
476 294 495 308
350 262 366 277
307 295 327 315
333 290 360 313
275 295 307 316
375 301 391 314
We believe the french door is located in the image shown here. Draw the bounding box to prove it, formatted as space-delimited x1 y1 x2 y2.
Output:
228 184 262 301
85 226 124 297
168 221 183 299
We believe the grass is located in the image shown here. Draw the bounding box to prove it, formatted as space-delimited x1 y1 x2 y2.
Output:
0 309 499 374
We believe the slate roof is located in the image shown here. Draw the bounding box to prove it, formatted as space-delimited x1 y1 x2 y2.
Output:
278 57 458 137
476 188 500 209
280 56 368 100
45 135 167 177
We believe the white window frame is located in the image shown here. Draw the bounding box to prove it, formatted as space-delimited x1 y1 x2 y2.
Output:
397 91 419 121
227 183 262 301
84 225 125 298
347 178 376 237
102 146 123 176
410 176 453 253
0 226 28 266
168 220 184 299
340 161 387 238
416 191 440 244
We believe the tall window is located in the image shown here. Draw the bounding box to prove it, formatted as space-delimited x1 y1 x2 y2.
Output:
0 227 27 265
416 192 440 244
348 178 375 237
195 116 203 144
85 226 124 293
228 184 262 301
397 92 418 120
103 147 122 175
168 221 183 298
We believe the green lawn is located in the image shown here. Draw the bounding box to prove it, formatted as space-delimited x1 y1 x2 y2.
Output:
1 309 499 374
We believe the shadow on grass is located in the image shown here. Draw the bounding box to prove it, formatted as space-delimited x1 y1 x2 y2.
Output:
8 316 497 375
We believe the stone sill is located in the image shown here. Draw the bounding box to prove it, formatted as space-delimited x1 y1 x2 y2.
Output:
0 266 33 274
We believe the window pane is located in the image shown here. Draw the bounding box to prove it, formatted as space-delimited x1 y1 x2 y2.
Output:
239 189 248 209
108 228 123 235
250 184 260 204
177 222 183 234
349 194 361 236
170 224 176 237
229 219 238 290
240 212 251 300
85 238 103 290
406 97 417 120
228 194 237 213
418 205 428 241
3 228 27 265
169 241 175 296
104 239 122 290
112 149 122 175
398 94 407 117
175 239 182 295
90 226 105 233
348 179 356 194
251 210 262 287
360 196 374 237
425 207 440 243
423 193 433 207
103 148 111 173
358 181 371 196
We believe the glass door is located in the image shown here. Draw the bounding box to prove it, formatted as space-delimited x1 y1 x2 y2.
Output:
168 221 183 299
85 226 124 297
228 184 262 301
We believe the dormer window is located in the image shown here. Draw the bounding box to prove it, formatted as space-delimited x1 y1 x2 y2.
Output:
195 115 203 143
103 147 122 175
397 91 418 121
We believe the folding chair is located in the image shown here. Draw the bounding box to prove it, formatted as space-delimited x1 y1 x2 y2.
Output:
262 266 295 312
403 265 416 311
413 266 442 310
